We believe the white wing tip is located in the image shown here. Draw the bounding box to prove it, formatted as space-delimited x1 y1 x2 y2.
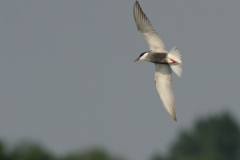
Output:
172 114 177 121
165 104 177 121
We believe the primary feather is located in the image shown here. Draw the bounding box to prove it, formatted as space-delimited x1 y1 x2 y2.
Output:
155 64 176 121
133 1 167 53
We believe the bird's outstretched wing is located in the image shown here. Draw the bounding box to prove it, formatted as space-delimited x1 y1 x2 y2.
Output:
133 1 167 53
155 64 176 121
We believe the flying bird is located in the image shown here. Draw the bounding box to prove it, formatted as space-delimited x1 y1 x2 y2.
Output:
133 1 182 121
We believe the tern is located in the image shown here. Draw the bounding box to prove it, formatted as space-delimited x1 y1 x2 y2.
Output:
133 1 182 121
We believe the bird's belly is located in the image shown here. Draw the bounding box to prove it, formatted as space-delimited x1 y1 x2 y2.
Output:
151 58 169 64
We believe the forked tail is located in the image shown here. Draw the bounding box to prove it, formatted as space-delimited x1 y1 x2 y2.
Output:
168 47 182 77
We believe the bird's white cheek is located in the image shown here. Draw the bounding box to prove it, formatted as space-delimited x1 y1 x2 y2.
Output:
140 53 149 60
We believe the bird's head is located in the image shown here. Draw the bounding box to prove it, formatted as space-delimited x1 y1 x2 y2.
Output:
134 52 149 62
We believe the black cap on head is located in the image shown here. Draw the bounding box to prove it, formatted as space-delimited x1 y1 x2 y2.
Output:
139 52 147 58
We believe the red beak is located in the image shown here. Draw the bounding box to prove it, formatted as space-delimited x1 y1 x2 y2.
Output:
134 57 140 62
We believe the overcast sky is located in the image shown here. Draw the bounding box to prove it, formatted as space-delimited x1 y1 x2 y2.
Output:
0 0 240 160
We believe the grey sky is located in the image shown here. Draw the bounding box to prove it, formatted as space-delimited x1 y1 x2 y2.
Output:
0 0 240 160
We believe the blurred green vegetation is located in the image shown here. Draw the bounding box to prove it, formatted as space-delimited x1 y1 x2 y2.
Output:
151 111 240 160
0 111 240 160
0 140 125 160
59 148 124 160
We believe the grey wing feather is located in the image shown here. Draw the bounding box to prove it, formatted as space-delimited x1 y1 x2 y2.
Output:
133 1 167 53
155 64 177 121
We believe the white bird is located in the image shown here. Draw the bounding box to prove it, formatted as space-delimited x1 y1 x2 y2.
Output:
133 1 182 121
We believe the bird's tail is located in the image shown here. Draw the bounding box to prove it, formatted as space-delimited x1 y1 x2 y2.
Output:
168 47 182 77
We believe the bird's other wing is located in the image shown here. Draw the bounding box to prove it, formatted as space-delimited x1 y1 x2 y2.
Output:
134 1 167 53
155 64 176 121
